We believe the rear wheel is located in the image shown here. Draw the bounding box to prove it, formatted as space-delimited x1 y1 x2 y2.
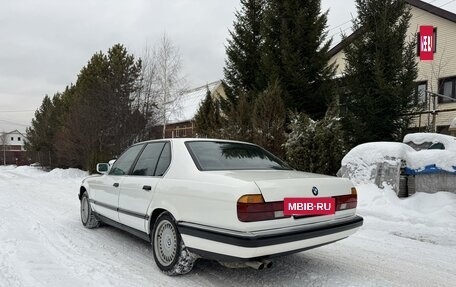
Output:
80 191 100 229
152 212 196 275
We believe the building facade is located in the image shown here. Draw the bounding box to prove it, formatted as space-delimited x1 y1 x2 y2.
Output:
0 130 28 165
329 0 456 134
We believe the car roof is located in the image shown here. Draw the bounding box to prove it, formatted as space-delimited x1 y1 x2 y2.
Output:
134 138 255 146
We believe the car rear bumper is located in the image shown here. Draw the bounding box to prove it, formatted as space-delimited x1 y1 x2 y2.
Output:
178 215 363 261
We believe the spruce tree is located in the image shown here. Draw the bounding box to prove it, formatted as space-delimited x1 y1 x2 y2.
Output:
194 89 222 138
56 44 144 171
252 81 286 157
220 92 254 142
342 0 418 144
224 0 266 103
262 0 335 119
26 95 55 165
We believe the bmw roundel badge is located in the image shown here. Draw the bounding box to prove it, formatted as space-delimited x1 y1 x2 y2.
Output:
312 186 319 196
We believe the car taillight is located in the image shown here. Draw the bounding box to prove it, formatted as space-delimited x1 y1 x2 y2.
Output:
237 194 288 222
335 187 358 211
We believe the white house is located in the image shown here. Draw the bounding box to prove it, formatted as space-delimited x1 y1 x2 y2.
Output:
0 129 27 165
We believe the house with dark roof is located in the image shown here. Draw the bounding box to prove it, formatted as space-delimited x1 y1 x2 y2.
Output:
329 0 456 134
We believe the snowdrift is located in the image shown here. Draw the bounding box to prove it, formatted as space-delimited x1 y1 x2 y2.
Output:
2 165 87 180
357 183 456 229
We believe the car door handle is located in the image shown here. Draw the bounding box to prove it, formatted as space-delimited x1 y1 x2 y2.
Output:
142 185 152 191
113 183 119 187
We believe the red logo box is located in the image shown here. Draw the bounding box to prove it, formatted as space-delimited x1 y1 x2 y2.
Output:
420 26 434 61
284 197 335 216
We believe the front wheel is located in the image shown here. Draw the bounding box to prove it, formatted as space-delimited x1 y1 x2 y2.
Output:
80 191 100 229
152 212 196 275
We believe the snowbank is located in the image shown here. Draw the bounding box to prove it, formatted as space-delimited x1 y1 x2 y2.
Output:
0 165 18 171
1 166 87 180
44 168 88 179
357 183 456 229
11 166 48 177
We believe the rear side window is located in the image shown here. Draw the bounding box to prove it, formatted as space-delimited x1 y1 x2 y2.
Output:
185 141 291 171
131 142 166 176
110 144 144 175
155 143 171 176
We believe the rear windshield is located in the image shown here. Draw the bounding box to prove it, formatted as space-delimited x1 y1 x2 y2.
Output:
185 141 291 171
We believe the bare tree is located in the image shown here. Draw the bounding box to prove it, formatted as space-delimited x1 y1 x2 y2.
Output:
134 43 160 136
155 34 187 138
134 34 187 139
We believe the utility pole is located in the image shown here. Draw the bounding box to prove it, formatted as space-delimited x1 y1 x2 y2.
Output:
0 131 7 165
162 71 168 139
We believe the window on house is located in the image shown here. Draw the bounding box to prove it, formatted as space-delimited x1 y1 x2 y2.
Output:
438 77 456 103
11 137 13 141
18 137 21 141
415 81 427 105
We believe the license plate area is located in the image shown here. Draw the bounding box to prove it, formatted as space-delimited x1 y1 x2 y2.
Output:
284 197 335 216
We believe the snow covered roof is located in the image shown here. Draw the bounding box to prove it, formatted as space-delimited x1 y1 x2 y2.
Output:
341 142 414 166
403 133 456 151
167 80 222 124
1 129 26 136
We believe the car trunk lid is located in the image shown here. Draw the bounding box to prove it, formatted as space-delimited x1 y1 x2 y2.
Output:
215 170 353 201
254 175 353 202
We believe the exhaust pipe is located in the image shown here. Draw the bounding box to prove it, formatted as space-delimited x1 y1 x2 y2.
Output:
218 259 272 270
245 261 265 270
262 259 273 269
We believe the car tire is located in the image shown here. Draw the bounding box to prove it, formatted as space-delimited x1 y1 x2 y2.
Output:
80 191 100 229
152 212 196 275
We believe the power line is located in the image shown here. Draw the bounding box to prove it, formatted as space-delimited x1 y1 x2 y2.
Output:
0 110 35 113
0 119 29 127
328 19 352 32
329 0 455 40
438 0 456 8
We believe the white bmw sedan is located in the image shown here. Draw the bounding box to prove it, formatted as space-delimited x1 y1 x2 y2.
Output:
79 138 363 275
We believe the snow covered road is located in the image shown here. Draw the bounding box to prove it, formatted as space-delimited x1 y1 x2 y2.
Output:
0 166 455 287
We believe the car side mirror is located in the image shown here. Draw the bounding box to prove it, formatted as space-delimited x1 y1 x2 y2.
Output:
97 163 110 174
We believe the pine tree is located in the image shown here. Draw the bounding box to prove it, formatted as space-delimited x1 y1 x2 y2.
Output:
25 95 55 161
220 92 254 142
342 0 418 145
284 110 347 175
56 44 144 171
224 0 266 103
284 113 317 172
194 89 223 138
252 81 286 157
262 0 335 119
